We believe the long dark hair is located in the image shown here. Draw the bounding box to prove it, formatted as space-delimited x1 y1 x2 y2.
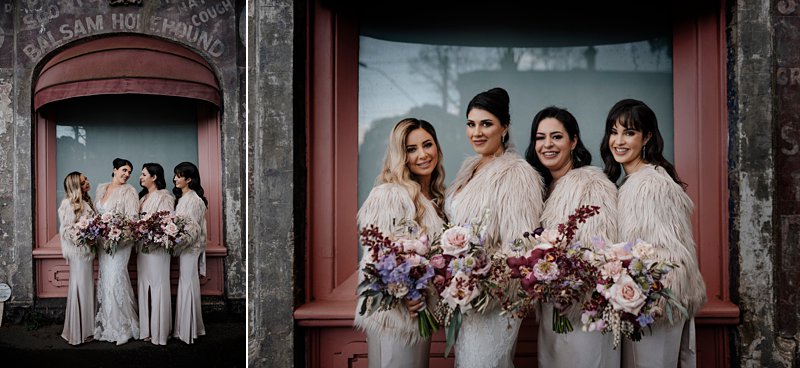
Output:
524 106 592 187
173 162 208 207
466 87 512 146
600 99 685 188
112 158 133 178
138 163 167 198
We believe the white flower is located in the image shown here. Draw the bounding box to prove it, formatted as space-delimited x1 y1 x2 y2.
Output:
603 274 647 314
441 271 479 312
603 241 633 261
441 226 472 257
163 222 179 237
108 228 122 241
600 260 626 281
535 229 564 247
101 212 113 222
532 259 559 281
632 240 657 260
387 282 409 298
400 238 429 255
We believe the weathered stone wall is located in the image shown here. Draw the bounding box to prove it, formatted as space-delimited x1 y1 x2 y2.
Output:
0 0 245 316
0 1 22 310
729 0 791 366
247 0 298 366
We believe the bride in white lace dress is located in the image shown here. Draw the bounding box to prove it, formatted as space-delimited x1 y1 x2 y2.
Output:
446 88 544 367
94 158 141 345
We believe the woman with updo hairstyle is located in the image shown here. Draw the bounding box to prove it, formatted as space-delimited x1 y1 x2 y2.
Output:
601 99 706 368
445 87 544 367
172 161 209 344
355 118 446 368
59 171 97 345
525 106 620 367
94 157 140 345
136 162 175 345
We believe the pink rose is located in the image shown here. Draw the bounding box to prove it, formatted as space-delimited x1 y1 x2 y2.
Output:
604 241 633 261
600 260 625 281
401 239 429 255
441 226 471 256
603 274 647 314
430 254 446 269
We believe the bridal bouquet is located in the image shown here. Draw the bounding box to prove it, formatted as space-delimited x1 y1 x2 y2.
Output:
503 205 601 333
68 214 103 251
97 212 133 255
580 239 687 349
356 220 439 339
429 209 508 356
133 210 196 254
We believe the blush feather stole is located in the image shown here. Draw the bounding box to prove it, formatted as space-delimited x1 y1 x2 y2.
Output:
95 183 140 251
95 183 140 220
617 164 707 321
541 165 618 320
139 189 175 252
354 182 444 345
446 151 544 255
445 151 544 318
175 190 208 276
58 198 96 261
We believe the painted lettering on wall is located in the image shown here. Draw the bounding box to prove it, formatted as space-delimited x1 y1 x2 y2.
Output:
777 67 800 86
782 125 799 156
778 0 797 15
20 0 233 62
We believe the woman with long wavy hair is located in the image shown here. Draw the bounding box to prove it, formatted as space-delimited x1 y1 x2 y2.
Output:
59 171 97 345
94 158 140 345
601 99 706 368
445 87 544 367
172 161 209 344
525 106 620 367
137 163 175 345
355 118 446 368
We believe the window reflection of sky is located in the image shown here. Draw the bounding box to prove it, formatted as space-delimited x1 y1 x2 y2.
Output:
358 36 673 207
358 36 671 143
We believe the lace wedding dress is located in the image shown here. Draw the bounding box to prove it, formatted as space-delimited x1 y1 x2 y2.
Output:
94 198 140 345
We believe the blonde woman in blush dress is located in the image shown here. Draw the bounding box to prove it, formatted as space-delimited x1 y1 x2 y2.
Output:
172 162 208 344
94 158 140 345
601 99 706 368
524 107 620 367
59 171 97 345
137 163 175 345
445 87 545 368
355 118 447 368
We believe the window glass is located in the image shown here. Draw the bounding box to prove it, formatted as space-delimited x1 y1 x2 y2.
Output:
55 94 198 223
358 36 673 206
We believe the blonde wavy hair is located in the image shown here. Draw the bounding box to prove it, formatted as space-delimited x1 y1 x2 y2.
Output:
377 118 446 231
64 171 95 218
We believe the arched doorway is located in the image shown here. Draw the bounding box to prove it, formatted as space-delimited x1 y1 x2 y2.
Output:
32 34 226 298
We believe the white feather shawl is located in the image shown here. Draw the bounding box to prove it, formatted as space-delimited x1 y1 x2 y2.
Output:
139 189 175 252
58 198 96 261
175 190 208 276
542 165 618 246
139 189 175 216
445 151 545 254
95 183 140 220
541 165 617 320
617 164 707 320
354 182 445 345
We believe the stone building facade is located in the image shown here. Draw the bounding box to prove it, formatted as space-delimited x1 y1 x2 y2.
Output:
248 0 800 367
0 0 245 323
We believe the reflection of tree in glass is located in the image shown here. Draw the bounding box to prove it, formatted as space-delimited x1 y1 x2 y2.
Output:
408 46 472 113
